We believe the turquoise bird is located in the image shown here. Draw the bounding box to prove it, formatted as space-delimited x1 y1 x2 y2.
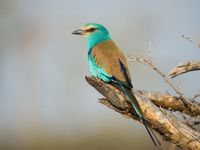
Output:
72 23 160 145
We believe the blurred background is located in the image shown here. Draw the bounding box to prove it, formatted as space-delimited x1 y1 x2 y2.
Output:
0 0 200 149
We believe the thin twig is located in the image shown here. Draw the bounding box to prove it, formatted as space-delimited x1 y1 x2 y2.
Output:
128 56 200 113
191 91 200 102
182 35 200 48
147 40 152 63
86 77 200 150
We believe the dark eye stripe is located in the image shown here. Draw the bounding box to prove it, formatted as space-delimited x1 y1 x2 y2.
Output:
86 27 97 32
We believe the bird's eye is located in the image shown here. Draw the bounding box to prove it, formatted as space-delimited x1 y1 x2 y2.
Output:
86 27 97 32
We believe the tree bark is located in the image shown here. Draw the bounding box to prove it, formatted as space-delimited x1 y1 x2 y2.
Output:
138 90 200 117
86 76 200 150
169 60 200 78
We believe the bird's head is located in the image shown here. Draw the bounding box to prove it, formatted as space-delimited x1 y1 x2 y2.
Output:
72 23 111 48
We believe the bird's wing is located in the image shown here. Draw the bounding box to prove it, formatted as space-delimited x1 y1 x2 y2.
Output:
92 40 160 146
92 40 133 88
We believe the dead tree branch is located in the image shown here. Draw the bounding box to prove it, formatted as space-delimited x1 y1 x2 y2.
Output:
86 77 200 150
191 91 200 102
128 56 200 114
138 90 200 117
169 60 200 78
181 35 200 48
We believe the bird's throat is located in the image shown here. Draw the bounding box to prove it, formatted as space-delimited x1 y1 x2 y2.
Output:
87 35 111 49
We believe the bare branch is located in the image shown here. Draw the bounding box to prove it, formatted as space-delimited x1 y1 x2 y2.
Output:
182 115 200 128
128 56 200 113
139 90 200 117
86 77 200 150
169 60 200 78
147 40 152 62
182 35 200 48
191 91 200 102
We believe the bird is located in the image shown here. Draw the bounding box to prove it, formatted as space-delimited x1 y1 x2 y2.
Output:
72 23 160 145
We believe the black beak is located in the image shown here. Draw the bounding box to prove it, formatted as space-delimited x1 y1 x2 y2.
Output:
72 29 84 35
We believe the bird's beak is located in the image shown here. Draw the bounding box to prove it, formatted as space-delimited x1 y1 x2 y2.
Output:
72 29 84 35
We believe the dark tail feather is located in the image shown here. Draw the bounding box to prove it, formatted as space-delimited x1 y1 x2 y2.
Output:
117 83 161 146
116 59 160 145
141 117 161 146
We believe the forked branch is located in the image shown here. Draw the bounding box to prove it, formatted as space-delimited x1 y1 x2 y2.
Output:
138 90 200 117
86 77 200 150
128 56 200 115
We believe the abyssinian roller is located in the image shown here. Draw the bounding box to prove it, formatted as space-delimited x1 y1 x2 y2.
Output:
72 23 160 145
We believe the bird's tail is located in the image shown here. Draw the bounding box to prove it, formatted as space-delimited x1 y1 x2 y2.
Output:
141 117 161 146
119 85 160 146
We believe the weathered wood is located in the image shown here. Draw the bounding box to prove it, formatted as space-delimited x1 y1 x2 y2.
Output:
169 60 200 78
86 76 200 150
139 90 200 117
